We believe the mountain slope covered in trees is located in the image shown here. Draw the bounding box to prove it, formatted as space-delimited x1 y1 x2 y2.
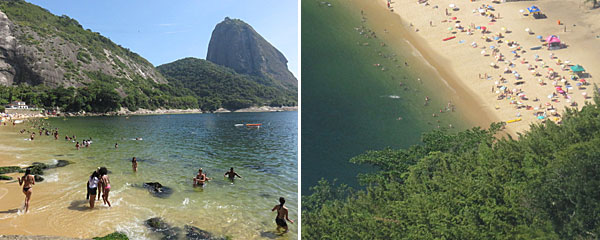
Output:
303 94 600 239
157 58 297 111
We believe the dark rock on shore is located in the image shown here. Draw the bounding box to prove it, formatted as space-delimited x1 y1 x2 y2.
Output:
0 175 12 180
93 232 129 240
142 182 173 198
0 166 20 174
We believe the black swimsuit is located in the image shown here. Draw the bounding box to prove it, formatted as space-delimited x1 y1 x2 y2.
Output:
275 205 287 227
22 187 30 192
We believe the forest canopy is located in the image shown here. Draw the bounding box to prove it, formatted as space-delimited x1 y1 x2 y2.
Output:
303 94 600 240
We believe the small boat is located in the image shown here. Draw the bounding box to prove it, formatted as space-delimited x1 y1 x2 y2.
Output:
246 123 262 128
234 124 244 127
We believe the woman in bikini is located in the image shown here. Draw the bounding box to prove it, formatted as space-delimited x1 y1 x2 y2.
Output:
193 168 211 186
99 167 111 207
18 168 35 213
271 197 294 233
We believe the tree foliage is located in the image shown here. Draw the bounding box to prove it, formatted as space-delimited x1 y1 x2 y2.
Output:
303 99 600 239
157 57 297 111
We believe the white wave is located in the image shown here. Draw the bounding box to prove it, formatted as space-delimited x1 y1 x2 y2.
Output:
43 172 59 182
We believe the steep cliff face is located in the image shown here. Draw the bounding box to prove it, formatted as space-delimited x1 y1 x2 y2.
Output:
0 0 165 88
206 17 297 89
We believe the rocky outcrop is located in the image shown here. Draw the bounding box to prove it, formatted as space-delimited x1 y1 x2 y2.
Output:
144 217 226 240
206 17 297 89
0 2 165 88
142 182 173 198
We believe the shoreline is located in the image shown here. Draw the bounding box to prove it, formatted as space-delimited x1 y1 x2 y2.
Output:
350 0 498 133
364 0 600 135
2 105 298 119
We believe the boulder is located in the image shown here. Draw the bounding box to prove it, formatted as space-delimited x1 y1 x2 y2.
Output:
144 217 179 240
142 182 173 198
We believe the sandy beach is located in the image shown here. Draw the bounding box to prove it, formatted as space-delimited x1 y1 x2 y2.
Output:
359 0 600 134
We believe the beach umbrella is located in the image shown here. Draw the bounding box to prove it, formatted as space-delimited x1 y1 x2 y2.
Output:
527 6 541 13
451 17 457 20
538 115 545 119
537 35 543 40
449 3 456 8
525 28 531 33
501 27 507 32
570 65 585 72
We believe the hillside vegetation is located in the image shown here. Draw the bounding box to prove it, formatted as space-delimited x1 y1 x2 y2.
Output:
0 0 296 113
157 58 297 111
303 94 600 239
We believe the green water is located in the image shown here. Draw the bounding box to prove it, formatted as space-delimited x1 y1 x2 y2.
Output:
0 112 297 239
301 0 469 193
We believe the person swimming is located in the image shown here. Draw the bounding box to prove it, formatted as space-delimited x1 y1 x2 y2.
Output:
193 168 211 186
224 167 242 181
272 197 294 233
115 142 118 149
18 168 35 213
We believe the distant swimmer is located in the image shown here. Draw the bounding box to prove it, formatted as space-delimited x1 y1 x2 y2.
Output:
115 143 118 149
272 197 294 233
193 168 211 186
224 168 242 181
18 168 35 213
397 117 403 120
132 157 138 172
76 142 80 150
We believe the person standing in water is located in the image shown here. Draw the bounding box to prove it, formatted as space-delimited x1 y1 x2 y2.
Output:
193 168 210 186
114 142 118 149
132 157 138 172
224 167 242 181
99 167 111 207
271 197 293 233
88 171 99 208
18 169 35 213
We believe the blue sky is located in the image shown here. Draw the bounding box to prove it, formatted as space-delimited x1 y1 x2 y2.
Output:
26 0 299 77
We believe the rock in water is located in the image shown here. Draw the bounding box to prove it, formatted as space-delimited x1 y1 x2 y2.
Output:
143 182 173 198
185 225 213 240
55 160 71 168
206 17 297 89
144 217 179 240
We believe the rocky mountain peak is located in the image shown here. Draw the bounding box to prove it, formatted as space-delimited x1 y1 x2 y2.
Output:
206 17 297 88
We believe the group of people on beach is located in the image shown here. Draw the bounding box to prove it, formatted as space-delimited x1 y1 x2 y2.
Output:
5 119 294 233
87 167 111 208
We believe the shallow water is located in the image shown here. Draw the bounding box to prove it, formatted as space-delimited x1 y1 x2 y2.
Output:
0 112 297 239
301 0 473 193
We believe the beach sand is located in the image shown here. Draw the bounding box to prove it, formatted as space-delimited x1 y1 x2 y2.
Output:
359 0 600 134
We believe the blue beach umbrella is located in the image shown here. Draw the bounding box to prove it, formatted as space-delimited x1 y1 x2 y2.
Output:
537 35 543 40
527 6 540 13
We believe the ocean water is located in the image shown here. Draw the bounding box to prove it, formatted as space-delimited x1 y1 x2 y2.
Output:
0 112 297 239
301 0 472 193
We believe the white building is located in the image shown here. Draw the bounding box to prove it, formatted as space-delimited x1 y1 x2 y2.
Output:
7 101 28 109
